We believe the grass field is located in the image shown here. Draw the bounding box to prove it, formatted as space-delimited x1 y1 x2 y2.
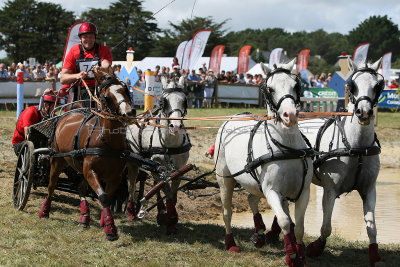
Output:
0 108 399 266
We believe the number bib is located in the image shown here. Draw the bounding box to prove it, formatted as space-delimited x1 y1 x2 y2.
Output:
77 59 98 78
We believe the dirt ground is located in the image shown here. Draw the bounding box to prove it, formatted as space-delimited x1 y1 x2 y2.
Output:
0 116 399 223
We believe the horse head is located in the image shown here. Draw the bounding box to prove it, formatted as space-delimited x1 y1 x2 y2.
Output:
160 76 187 135
93 66 135 117
346 58 383 125
260 58 300 128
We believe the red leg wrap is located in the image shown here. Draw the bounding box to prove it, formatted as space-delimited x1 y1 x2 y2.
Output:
295 243 307 266
284 233 297 266
306 237 326 258
78 200 91 226
126 201 136 221
101 207 118 241
265 215 281 243
225 233 240 253
253 213 266 232
38 197 51 218
369 243 382 266
165 199 178 235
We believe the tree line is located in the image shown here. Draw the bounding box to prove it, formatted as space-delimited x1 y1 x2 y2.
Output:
1 0 400 74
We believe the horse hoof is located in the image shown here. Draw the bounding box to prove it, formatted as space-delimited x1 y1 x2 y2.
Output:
106 234 119 241
306 238 326 258
250 232 266 248
285 255 305 267
79 214 91 227
38 211 49 218
265 230 280 244
166 225 178 235
126 202 136 221
369 243 383 267
157 212 166 225
228 246 240 253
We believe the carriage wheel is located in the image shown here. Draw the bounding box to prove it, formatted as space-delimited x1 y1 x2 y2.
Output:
13 141 35 210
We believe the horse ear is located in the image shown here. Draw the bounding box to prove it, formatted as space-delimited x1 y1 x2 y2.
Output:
279 58 297 71
161 76 168 89
371 58 382 72
178 76 185 88
260 62 271 76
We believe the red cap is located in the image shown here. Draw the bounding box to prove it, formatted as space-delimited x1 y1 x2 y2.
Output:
78 22 98 37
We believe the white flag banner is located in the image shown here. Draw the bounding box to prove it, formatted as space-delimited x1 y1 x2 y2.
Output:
175 41 188 66
62 22 84 66
269 48 283 68
181 40 192 70
382 52 392 82
353 43 370 65
188 29 212 71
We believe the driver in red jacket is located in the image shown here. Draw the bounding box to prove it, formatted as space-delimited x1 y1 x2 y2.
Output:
60 22 112 107
12 93 60 155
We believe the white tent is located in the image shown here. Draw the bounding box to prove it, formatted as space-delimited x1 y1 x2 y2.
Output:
114 57 256 74
247 63 268 77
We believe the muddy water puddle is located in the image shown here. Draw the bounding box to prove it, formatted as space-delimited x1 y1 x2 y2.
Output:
198 168 400 244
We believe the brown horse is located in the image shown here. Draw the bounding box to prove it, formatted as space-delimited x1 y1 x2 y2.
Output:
38 66 135 241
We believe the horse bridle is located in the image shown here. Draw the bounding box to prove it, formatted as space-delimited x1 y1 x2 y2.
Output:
260 67 301 115
160 88 188 118
346 67 384 109
97 75 131 115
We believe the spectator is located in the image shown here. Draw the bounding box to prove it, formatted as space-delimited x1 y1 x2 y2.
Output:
169 65 181 83
16 64 32 81
245 73 254 85
220 70 226 81
137 69 145 82
165 66 170 74
222 71 233 83
203 70 217 108
113 64 120 76
0 63 10 80
236 73 245 84
8 66 16 80
389 80 399 89
313 74 322 87
43 62 50 74
32 64 46 81
188 69 200 108
46 66 57 81
172 56 180 68
154 65 161 82
255 74 263 85
161 66 167 77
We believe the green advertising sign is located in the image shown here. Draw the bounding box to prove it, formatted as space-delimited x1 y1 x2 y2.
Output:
308 87 338 98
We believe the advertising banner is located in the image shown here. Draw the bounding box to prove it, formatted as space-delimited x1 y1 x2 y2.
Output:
297 49 310 71
353 42 370 65
269 48 283 68
188 29 212 71
209 45 225 73
378 90 400 108
63 22 84 65
382 52 392 82
176 41 188 66
237 45 252 74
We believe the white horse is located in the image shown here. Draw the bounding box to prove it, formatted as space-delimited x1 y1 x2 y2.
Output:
296 58 384 266
215 59 313 266
126 76 191 234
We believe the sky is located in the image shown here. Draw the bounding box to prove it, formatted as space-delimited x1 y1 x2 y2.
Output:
1 0 400 58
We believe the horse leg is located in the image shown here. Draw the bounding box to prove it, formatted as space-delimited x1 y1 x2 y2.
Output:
362 187 383 266
126 162 139 221
78 180 91 228
264 199 286 244
164 177 181 235
293 186 310 266
266 190 297 266
85 168 118 241
283 199 296 242
38 158 65 218
306 187 335 258
248 194 266 248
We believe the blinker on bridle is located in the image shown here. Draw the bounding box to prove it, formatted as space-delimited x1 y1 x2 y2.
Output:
260 67 301 116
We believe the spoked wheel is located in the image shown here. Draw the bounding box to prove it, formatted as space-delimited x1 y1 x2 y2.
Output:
13 141 35 210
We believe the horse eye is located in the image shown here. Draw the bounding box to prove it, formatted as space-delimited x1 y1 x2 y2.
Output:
267 87 275 93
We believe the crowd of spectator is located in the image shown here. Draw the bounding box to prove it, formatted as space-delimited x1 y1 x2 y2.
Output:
307 72 332 88
0 61 61 82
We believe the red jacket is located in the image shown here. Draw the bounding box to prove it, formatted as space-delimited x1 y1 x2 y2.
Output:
12 106 41 145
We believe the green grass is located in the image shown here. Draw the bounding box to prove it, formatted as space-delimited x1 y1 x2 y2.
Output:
0 109 399 266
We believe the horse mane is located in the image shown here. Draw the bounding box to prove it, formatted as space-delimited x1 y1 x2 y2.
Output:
93 66 116 85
